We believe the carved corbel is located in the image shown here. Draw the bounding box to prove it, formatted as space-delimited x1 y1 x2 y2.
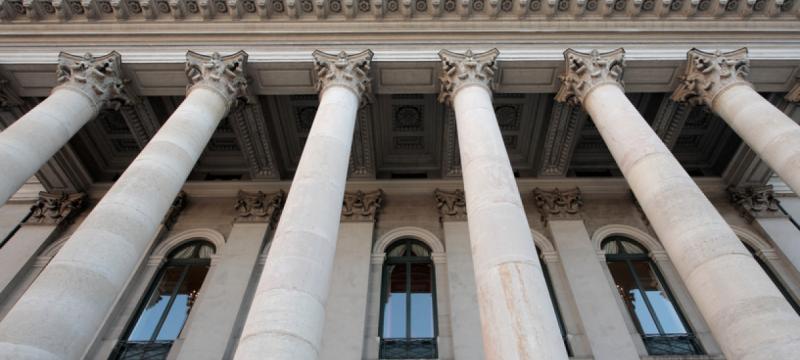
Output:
513 0 528 18
197 0 214 18
707 0 727 17
371 0 383 16
285 0 298 17
140 0 157 18
434 189 467 222
234 190 285 224
185 50 249 106
626 0 643 15
52 0 74 20
227 0 242 18
728 185 785 223
312 49 373 104
341 189 384 222
532 187 583 224
737 0 755 16
542 0 557 15
25 192 87 226
0 0 20 20
438 48 499 105
571 0 587 16
598 0 614 16
167 0 185 17
313 0 326 17
487 0 501 17
653 0 671 16
764 0 784 16
56 52 132 111
255 0 270 17
342 0 355 17
110 0 130 18
399 0 411 16
671 48 750 108
555 48 625 106
23 0 42 20
456 0 469 16
81 0 102 18
429 0 442 16
681 0 698 16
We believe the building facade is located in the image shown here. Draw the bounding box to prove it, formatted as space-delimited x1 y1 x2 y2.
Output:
1 5 800 359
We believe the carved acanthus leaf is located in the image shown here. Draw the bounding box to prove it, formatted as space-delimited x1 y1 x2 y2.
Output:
56 51 131 111
671 48 750 107
555 48 625 106
162 191 187 229
532 187 583 223
312 49 373 104
728 185 784 222
234 190 285 223
186 50 249 106
437 48 499 105
25 191 87 225
434 188 467 221
341 189 384 222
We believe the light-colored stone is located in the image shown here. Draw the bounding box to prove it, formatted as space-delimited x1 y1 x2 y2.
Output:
559 48 800 360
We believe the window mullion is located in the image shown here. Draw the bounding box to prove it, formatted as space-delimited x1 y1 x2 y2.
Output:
625 259 665 335
150 264 190 342
405 261 411 341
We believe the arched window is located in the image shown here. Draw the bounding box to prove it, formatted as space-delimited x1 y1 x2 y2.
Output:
743 243 800 315
379 239 437 359
602 237 703 356
537 247 572 356
113 241 215 360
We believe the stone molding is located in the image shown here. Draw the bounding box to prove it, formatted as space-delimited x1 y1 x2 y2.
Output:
555 48 625 106
234 189 285 223
341 189 384 222
786 81 800 103
728 184 786 222
55 51 131 111
434 188 466 222
437 48 499 105
671 48 751 107
24 191 87 226
312 49 373 104
532 187 583 223
538 101 587 177
185 50 249 106
162 191 187 229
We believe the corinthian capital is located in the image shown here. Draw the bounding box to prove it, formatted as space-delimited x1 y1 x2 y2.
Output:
186 51 249 106
555 48 625 106
434 188 467 222
532 187 583 223
55 52 131 111
312 50 373 103
25 191 87 226
728 185 784 222
438 48 499 105
234 190 285 224
671 48 751 107
341 189 384 222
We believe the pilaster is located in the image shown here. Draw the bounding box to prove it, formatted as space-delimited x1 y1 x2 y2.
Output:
554 48 625 106
671 48 751 107
55 51 131 112
312 49 373 103
437 48 499 105
340 189 383 222
434 188 466 222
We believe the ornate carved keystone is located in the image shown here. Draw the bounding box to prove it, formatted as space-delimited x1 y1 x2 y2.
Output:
671 48 751 107
532 187 583 223
234 190 285 223
438 48 499 105
341 189 383 222
25 191 87 225
312 49 373 104
55 51 131 111
555 48 625 106
728 185 785 222
162 191 187 229
434 188 467 222
186 50 249 106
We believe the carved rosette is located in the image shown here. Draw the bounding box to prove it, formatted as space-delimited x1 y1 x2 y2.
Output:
312 49 373 104
341 189 384 222
185 50 249 106
532 187 583 223
434 188 467 222
786 81 800 103
55 51 131 111
555 48 625 106
25 191 87 226
437 48 499 105
671 48 751 107
728 185 784 222
234 190 285 224
162 191 187 229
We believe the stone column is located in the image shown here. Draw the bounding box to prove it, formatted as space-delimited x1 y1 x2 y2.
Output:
234 50 372 360
556 48 800 360
320 190 382 360
434 189 486 360
176 190 284 360
0 52 130 206
729 185 800 272
0 192 86 299
673 48 800 195
532 188 640 360
0 51 248 360
438 49 569 360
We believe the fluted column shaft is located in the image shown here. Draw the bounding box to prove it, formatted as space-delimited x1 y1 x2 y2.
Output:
440 49 569 360
673 48 800 195
0 52 129 205
0 51 247 360
234 50 372 360
559 48 800 360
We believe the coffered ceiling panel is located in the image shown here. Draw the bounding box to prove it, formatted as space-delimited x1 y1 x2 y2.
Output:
373 94 443 177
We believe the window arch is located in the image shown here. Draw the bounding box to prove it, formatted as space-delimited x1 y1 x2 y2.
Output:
379 238 438 359
112 240 216 360
742 242 800 315
602 237 703 356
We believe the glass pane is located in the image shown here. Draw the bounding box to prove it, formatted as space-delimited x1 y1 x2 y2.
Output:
409 263 434 338
387 244 407 258
127 266 184 341
620 240 646 254
607 261 659 335
197 244 215 258
633 261 687 334
170 244 197 259
409 244 430 257
383 264 408 338
603 240 620 255
156 265 209 340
